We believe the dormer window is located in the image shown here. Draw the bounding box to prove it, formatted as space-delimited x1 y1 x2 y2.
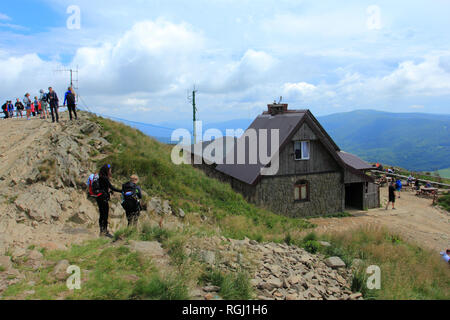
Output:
294 141 310 160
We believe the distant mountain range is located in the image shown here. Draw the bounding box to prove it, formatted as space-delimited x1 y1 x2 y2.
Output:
108 109 450 172
317 110 450 172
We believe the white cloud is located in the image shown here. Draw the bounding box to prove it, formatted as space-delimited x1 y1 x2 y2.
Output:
283 82 317 96
0 13 11 21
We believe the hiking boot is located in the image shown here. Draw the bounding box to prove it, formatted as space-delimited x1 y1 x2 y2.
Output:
104 232 114 239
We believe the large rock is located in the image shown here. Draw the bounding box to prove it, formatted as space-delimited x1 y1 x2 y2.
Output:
129 241 165 258
324 257 346 269
0 256 13 271
258 277 283 291
52 260 70 281
14 185 70 223
200 250 216 265
80 122 98 135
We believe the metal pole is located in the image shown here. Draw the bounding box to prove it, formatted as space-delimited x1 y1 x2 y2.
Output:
193 90 197 144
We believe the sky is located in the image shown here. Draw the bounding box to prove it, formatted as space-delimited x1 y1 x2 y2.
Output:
1 0 450 125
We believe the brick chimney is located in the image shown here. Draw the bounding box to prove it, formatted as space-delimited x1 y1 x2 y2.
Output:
268 102 288 115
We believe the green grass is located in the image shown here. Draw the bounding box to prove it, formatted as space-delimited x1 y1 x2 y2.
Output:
437 192 450 212
319 226 450 300
90 114 315 243
200 268 253 300
436 168 450 179
2 238 188 300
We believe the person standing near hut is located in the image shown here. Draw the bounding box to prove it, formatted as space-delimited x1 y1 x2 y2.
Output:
386 181 397 210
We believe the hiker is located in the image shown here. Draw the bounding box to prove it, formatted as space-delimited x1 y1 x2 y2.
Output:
121 175 143 227
95 164 121 238
386 181 396 210
34 96 41 117
440 250 450 265
1 101 8 119
39 90 49 119
63 87 78 121
23 93 32 120
395 179 402 198
414 179 420 191
48 87 59 123
7 101 14 118
15 99 24 118
407 175 414 186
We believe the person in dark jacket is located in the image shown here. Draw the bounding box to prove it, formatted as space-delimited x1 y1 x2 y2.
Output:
15 99 24 118
48 87 59 123
96 164 121 238
63 87 78 121
386 181 396 210
1 101 8 119
121 175 143 227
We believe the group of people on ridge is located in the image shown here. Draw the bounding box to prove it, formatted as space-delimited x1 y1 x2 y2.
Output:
87 164 143 238
2 87 78 122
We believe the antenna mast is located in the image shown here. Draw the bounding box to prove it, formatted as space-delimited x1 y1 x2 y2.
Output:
188 86 198 144
54 66 79 101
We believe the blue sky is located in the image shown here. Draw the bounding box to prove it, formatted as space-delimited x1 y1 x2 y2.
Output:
1 0 450 124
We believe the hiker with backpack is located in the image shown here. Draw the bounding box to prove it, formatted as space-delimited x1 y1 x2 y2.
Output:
121 175 143 227
395 179 402 199
89 164 121 238
63 87 78 121
39 89 49 119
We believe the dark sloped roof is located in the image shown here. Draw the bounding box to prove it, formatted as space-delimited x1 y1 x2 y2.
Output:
182 137 238 165
215 111 307 185
338 151 372 170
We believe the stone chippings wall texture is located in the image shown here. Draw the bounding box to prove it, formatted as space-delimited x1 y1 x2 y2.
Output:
255 172 344 217
195 163 345 217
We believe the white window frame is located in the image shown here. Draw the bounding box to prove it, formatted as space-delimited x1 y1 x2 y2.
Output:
294 141 310 161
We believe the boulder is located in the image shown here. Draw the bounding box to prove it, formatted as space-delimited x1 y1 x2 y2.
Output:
0 256 13 272
14 185 70 223
178 208 186 218
324 257 346 269
259 277 283 291
200 250 216 265
27 250 43 261
129 241 165 258
52 260 70 281
203 286 220 292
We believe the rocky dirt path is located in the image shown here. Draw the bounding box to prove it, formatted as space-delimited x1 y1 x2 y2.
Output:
309 187 450 252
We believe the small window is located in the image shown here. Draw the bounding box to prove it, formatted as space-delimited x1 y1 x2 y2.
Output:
294 141 310 160
294 181 309 201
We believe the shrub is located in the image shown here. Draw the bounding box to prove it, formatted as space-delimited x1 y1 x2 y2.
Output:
304 240 320 254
